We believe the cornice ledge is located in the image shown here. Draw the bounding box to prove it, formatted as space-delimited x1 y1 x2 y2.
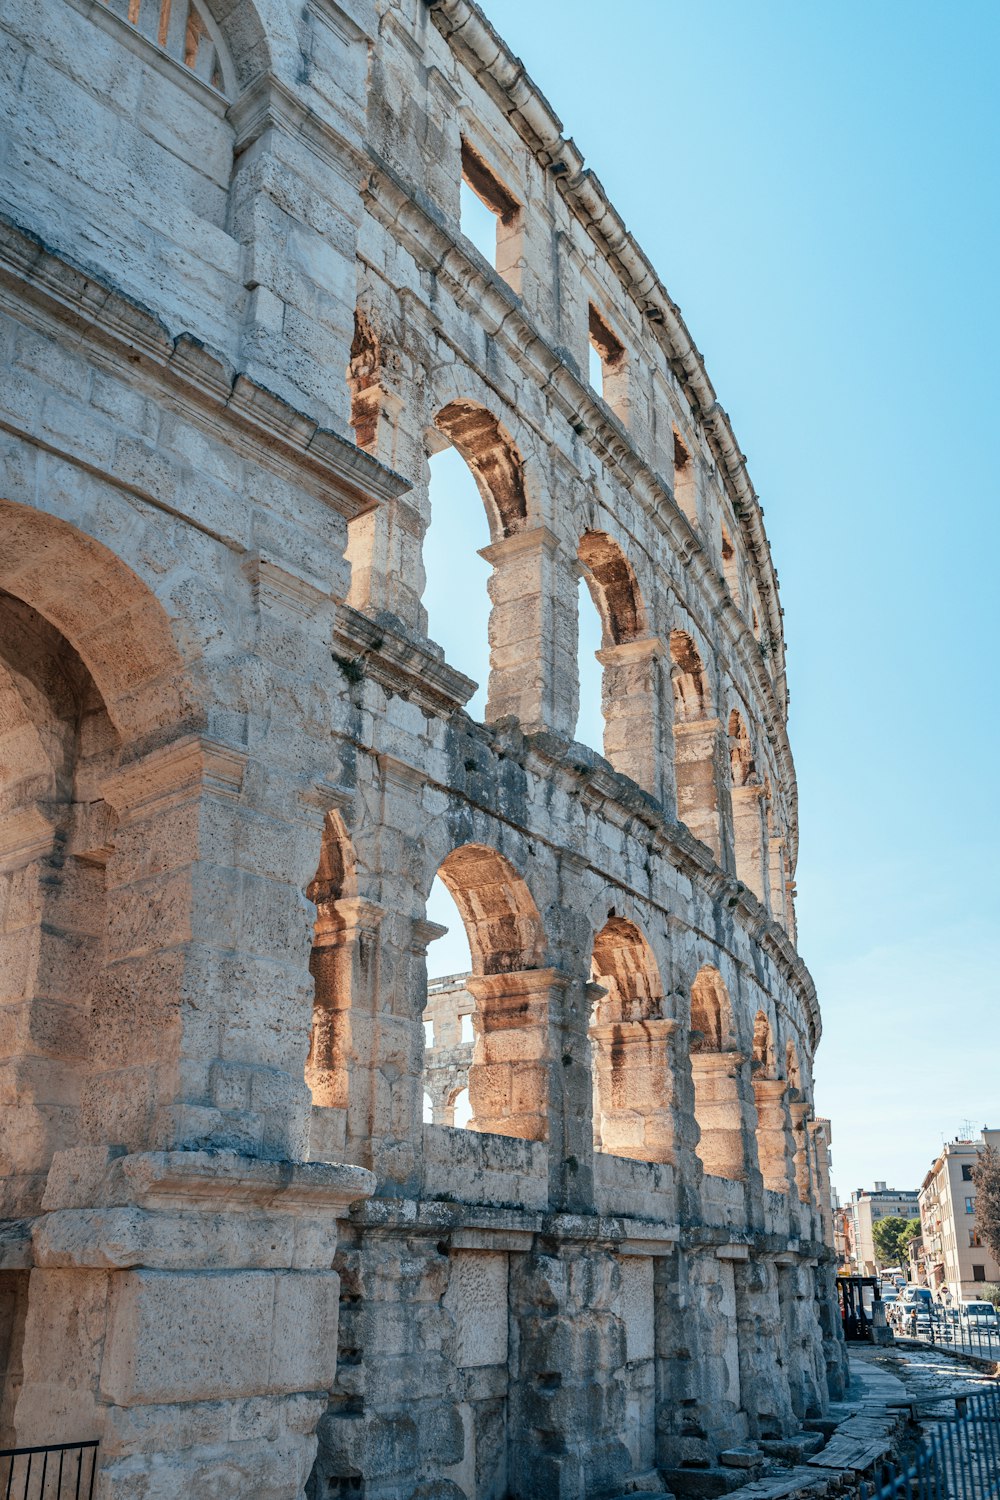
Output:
334 606 478 713
0 213 408 518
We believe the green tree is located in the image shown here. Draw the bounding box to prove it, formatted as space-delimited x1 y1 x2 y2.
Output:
972 1146 1000 1265
871 1215 922 1269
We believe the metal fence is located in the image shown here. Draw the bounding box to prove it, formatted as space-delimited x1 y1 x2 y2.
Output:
891 1305 1000 1361
0 1442 98 1499
861 1384 1000 1500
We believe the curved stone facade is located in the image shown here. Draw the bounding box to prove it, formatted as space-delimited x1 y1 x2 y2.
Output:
0 0 846 1494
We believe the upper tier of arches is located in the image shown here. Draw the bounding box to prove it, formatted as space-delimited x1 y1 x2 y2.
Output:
7 0 800 871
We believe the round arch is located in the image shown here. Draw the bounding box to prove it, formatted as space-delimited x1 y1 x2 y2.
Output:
433 401 530 540
577 531 646 646
0 500 191 741
436 842 545 975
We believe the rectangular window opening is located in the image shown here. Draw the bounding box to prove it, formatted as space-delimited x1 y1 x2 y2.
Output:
588 303 628 422
673 426 697 522
460 138 522 289
973 1264 986 1281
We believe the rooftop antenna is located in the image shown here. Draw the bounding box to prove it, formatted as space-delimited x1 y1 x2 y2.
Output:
959 1118 977 1141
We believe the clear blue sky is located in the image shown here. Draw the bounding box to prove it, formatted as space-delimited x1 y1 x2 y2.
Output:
424 0 1000 1199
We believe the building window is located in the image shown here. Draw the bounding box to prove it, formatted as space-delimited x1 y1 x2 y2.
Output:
965 1197 975 1214
969 1229 982 1248
962 1164 974 1181
424 1019 435 1049
972 1264 986 1282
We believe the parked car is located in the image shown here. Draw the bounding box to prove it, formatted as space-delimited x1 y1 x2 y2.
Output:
960 1301 999 1332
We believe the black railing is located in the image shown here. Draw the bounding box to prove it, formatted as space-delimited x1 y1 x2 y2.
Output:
861 1384 1000 1500
0 1442 98 1499
891 1303 1000 1360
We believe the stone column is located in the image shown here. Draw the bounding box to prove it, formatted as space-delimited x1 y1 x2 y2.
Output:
480 526 577 735
731 784 768 904
672 718 725 863
590 1017 679 1164
752 1078 796 1197
596 635 673 806
308 897 386 1165
690 1051 751 1181
15 1150 374 1496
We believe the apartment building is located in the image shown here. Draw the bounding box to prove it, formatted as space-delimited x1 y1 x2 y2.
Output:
847 1183 919 1274
919 1130 1000 1301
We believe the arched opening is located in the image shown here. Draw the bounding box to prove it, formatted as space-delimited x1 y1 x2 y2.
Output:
305 812 356 1114
670 631 722 858
0 592 118 1214
423 443 492 719
589 917 675 1163
576 574 605 754
751 1010 791 1194
449 1086 472 1130
423 882 474 1130
0 588 121 1444
347 308 381 453
427 844 549 1141
577 533 662 797
421 403 532 725
688 966 746 1182
728 710 767 903
434 403 528 540
99 0 235 93
672 427 697 523
304 812 384 1166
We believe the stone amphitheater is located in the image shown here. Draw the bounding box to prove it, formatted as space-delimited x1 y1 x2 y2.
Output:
0 0 848 1494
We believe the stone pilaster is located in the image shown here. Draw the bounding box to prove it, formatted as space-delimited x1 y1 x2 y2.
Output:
590 1017 679 1165
672 718 725 862
752 1078 796 1197
690 1050 751 1182
596 635 674 807
732 1251 795 1439
789 1100 816 1218
731 784 768 905
480 526 577 735
308 897 386 1165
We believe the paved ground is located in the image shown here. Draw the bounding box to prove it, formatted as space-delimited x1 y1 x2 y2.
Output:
850 1346 1000 1498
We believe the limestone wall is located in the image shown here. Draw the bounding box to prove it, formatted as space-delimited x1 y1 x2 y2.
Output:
0 0 846 1494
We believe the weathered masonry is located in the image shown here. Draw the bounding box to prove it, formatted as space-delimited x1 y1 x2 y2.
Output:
0 0 847 1494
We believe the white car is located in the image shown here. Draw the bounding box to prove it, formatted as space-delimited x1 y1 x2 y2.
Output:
960 1301 999 1332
